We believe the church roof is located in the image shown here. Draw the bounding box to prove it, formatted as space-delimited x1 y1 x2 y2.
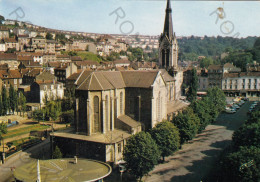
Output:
76 70 162 91
77 71 125 91
121 70 159 88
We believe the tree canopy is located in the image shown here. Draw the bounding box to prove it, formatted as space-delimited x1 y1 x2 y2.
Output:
172 109 198 144
151 121 180 161
186 68 198 103
123 132 160 180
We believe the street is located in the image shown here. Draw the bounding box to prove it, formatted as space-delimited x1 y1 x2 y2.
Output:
144 101 251 182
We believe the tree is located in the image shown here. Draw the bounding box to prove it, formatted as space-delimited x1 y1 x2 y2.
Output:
200 57 213 68
9 84 17 113
172 109 198 144
45 101 61 121
150 121 180 161
191 99 212 132
220 146 260 182
2 87 9 115
123 132 161 180
187 68 198 103
206 87 226 115
0 123 7 140
18 92 26 116
0 15 5 25
61 110 74 123
46 32 53 40
53 146 63 159
232 122 260 149
33 109 45 122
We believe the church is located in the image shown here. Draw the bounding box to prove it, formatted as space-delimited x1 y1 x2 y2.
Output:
50 0 185 164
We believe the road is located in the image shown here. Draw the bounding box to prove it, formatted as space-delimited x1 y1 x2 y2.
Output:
0 139 51 182
144 101 251 182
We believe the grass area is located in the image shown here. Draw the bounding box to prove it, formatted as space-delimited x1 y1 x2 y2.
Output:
77 51 102 62
3 124 50 139
62 50 102 62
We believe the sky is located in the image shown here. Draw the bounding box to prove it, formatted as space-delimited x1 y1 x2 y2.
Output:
0 0 260 38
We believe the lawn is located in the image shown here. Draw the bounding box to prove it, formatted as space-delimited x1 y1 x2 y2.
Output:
3 124 50 139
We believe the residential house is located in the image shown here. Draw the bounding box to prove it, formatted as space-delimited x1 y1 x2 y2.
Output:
0 53 18 69
54 62 77 84
0 26 9 39
30 80 64 104
4 38 19 51
113 59 130 67
0 69 22 90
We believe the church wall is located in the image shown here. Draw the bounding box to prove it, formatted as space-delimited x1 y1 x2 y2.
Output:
151 74 167 128
175 71 183 99
125 87 152 130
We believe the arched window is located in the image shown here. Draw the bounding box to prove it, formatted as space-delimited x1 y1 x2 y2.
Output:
157 92 161 121
120 92 123 115
93 96 100 133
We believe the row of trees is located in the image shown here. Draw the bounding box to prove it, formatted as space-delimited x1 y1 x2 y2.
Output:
123 87 226 181
0 85 26 116
216 108 260 182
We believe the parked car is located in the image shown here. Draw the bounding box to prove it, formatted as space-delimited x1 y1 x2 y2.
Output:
226 109 236 113
233 104 240 109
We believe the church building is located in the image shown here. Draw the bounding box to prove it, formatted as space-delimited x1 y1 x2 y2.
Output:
50 0 185 165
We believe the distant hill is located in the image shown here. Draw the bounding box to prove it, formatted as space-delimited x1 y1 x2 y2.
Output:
178 36 258 61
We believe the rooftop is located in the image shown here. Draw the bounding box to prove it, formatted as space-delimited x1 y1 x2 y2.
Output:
51 128 131 144
14 158 112 182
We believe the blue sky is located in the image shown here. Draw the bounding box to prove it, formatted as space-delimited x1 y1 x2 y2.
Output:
0 0 260 38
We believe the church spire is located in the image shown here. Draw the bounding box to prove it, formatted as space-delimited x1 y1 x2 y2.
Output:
163 0 174 39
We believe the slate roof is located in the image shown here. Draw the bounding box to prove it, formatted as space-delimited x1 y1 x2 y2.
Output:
121 70 159 88
77 71 125 91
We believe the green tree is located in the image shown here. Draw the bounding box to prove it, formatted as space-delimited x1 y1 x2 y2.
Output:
61 110 74 123
9 84 17 113
206 87 226 115
172 109 198 144
191 99 212 132
123 132 161 180
150 121 180 161
187 68 198 103
2 87 8 115
0 15 5 25
0 123 7 140
46 32 53 40
0 96 2 116
200 57 213 68
18 92 26 116
220 146 260 182
33 109 45 122
127 47 143 61
53 146 63 159
45 101 61 121
232 123 260 149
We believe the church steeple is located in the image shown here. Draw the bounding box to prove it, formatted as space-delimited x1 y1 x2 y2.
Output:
163 0 174 39
159 0 178 70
